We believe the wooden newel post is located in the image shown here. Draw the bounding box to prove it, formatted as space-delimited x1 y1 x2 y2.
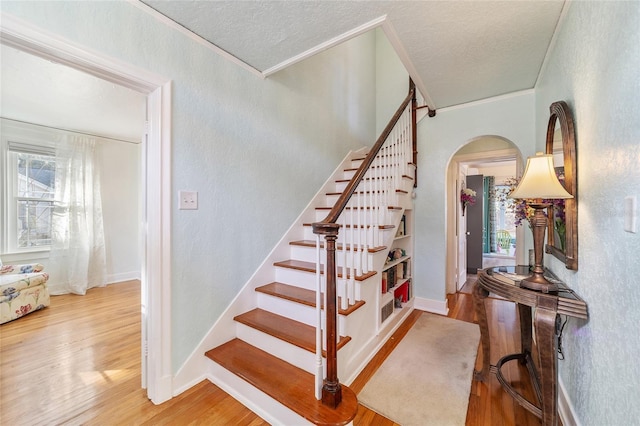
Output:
312 222 342 408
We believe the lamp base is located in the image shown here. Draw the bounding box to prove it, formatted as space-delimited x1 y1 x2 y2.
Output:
520 273 558 294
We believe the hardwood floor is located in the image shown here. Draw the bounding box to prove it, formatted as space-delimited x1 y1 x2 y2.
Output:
0 278 540 425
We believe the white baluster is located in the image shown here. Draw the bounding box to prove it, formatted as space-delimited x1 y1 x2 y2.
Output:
349 202 355 304
340 214 348 311
315 235 323 400
362 172 369 274
356 183 362 276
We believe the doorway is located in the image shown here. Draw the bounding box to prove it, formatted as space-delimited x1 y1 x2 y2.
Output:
1 16 173 403
446 136 524 295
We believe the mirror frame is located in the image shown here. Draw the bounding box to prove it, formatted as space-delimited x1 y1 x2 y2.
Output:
545 101 578 270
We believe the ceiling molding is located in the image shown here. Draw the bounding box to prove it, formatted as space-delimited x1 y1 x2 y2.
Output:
437 89 535 114
262 15 388 77
380 20 435 111
0 11 166 93
130 0 263 78
534 0 573 89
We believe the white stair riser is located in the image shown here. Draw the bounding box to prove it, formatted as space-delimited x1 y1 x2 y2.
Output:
342 169 356 180
255 292 348 335
334 181 348 192
285 249 378 277
207 362 314 426
314 209 394 224
350 159 364 169
325 192 397 206
274 267 317 291
236 323 317 374
302 224 389 243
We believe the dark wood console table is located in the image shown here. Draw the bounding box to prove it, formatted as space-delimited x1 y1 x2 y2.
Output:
473 266 588 426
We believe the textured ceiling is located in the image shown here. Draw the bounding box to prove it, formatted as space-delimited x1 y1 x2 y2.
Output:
141 0 566 109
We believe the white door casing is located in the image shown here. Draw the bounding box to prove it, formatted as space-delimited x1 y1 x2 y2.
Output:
0 13 174 404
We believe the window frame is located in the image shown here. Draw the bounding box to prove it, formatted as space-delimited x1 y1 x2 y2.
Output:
1 119 57 258
8 150 57 251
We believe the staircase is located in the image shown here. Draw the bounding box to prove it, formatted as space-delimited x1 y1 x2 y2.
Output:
203 84 417 425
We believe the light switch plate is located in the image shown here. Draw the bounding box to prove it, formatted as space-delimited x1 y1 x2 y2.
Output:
624 195 636 233
179 191 198 210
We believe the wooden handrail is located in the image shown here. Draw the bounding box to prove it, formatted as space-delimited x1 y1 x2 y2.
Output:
312 80 416 408
313 81 416 230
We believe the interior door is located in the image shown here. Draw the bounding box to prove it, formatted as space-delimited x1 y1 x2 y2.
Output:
466 174 484 274
457 168 468 289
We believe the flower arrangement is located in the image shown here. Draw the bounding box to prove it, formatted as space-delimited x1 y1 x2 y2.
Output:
460 187 476 216
460 187 477 207
496 176 566 247
493 177 535 227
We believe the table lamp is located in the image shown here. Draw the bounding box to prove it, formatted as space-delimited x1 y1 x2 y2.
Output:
510 152 573 293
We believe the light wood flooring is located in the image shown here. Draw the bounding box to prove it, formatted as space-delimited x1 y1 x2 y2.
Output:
0 279 540 425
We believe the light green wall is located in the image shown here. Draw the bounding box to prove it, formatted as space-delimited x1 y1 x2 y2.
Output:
0 1 377 372
414 93 535 301
375 28 409 136
535 2 640 424
454 136 514 156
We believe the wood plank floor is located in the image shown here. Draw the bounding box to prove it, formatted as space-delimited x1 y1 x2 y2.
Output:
0 278 540 425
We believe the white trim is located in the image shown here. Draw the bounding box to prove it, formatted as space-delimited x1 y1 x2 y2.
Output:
413 296 449 316
558 376 582 426
0 12 173 405
262 15 387 77
447 145 526 282
128 0 263 79
453 147 521 164
438 89 535 114
379 20 435 110
535 1 573 89
106 271 142 285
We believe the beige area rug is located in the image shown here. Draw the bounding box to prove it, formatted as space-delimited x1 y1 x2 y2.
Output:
358 313 480 426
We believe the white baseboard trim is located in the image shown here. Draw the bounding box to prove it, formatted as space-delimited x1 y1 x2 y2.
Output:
558 376 582 426
106 271 141 284
413 296 449 316
173 370 208 398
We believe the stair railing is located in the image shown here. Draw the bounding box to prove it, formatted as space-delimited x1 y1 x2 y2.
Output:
312 80 417 407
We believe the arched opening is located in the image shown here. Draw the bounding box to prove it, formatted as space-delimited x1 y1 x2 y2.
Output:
445 136 525 295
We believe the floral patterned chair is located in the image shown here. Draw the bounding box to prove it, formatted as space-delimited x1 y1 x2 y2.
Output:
0 263 50 324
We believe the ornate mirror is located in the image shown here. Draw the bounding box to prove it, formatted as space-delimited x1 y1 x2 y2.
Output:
545 101 578 270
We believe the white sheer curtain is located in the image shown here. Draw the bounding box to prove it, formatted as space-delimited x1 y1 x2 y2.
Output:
48 135 107 295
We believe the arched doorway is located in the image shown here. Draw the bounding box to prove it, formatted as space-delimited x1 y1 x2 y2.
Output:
445 136 524 295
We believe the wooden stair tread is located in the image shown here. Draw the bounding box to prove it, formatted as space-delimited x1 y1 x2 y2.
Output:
303 222 394 230
335 174 413 183
234 308 351 353
256 282 366 316
274 259 377 281
315 206 402 211
289 239 386 253
205 339 358 426
326 189 408 195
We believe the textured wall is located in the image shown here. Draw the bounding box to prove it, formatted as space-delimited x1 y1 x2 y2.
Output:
414 92 535 301
0 1 377 372
536 2 640 424
375 28 409 136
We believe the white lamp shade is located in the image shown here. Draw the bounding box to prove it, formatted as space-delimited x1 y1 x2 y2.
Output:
510 152 573 199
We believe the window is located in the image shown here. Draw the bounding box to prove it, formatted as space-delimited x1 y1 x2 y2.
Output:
14 152 56 248
4 140 57 253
